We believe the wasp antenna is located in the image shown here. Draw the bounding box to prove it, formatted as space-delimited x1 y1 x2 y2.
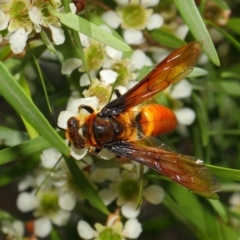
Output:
114 89 122 98
79 105 94 114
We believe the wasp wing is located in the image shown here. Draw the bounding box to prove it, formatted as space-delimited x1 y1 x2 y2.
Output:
104 137 221 199
101 41 202 116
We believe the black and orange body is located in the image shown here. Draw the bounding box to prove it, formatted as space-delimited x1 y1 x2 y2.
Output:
65 41 221 199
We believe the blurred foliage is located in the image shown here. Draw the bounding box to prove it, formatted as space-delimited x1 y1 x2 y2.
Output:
1 0 240 239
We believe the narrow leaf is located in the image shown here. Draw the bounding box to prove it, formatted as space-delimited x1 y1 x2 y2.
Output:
65 157 109 215
0 62 69 156
192 93 210 146
208 165 240 181
174 0 220 66
149 28 185 48
60 13 131 52
0 137 51 165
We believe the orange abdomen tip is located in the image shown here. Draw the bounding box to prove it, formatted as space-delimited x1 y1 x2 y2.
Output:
137 104 177 136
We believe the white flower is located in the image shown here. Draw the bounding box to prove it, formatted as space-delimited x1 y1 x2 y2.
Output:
16 192 39 212
58 191 76 211
121 201 140 218
174 108 196 126
80 71 96 87
9 28 28 54
143 185 165 204
41 147 63 169
77 217 142 240
170 79 193 99
123 29 145 45
101 11 121 29
122 218 142 239
58 97 99 160
34 218 52 238
0 9 9 30
61 58 83 75
100 69 118 85
29 6 42 32
78 220 96 239
146 13 164 30
48 24 65 45
18 175 35 191
130 49 147 69
102 0 163 44
1 220 24 239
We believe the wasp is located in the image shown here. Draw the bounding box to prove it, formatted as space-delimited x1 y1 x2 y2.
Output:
66 41 221 199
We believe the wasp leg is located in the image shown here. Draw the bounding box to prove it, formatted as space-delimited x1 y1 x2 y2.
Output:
93 148 102 155
79 105 94 114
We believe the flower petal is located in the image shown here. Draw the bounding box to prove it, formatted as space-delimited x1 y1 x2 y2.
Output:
102 11 121 29
41 147 62 169
98 189 117 206
170 79 192 99
16 192 38 212
143 185 164 204
29 6 42 25
51 210 71 226
77 220 96 239
123 29 145 45
70 145 88 160
80 71 96 87
105 45 123 60
121 201 140 218
34 218 52 238
174 107 196 125
146 13 164 30
122 218 142 238
0 9 9 30
67 97 99 114
18 175 35 191
57 110 75 129
130 49 147 69
61 58 82 75
9 28 28 54
48 24 65 45
58 192 76 211
100 69 118 85
141 0 159 8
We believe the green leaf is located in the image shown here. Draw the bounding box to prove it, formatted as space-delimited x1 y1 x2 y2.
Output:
0 137 51 165
18 74 39 139
164 184 240 240
189 67 208 78
227 18 240 35
213 0 230 10
149 28 185 48
192 93 210 146
208 199 228 223
208 165 240 181
0 127 29 147
0 153 40 186
59 13 131 52
0 210 15 221
65 157 109 215
174 0 220 66
219 81 240 96
206 20 240 51
0 62 69 157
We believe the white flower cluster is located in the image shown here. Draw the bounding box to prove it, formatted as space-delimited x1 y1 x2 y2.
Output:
0 0 202 239
0 0 65 54
6 146 164 239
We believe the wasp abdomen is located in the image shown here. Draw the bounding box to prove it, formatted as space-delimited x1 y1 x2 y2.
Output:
136 104 177 136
